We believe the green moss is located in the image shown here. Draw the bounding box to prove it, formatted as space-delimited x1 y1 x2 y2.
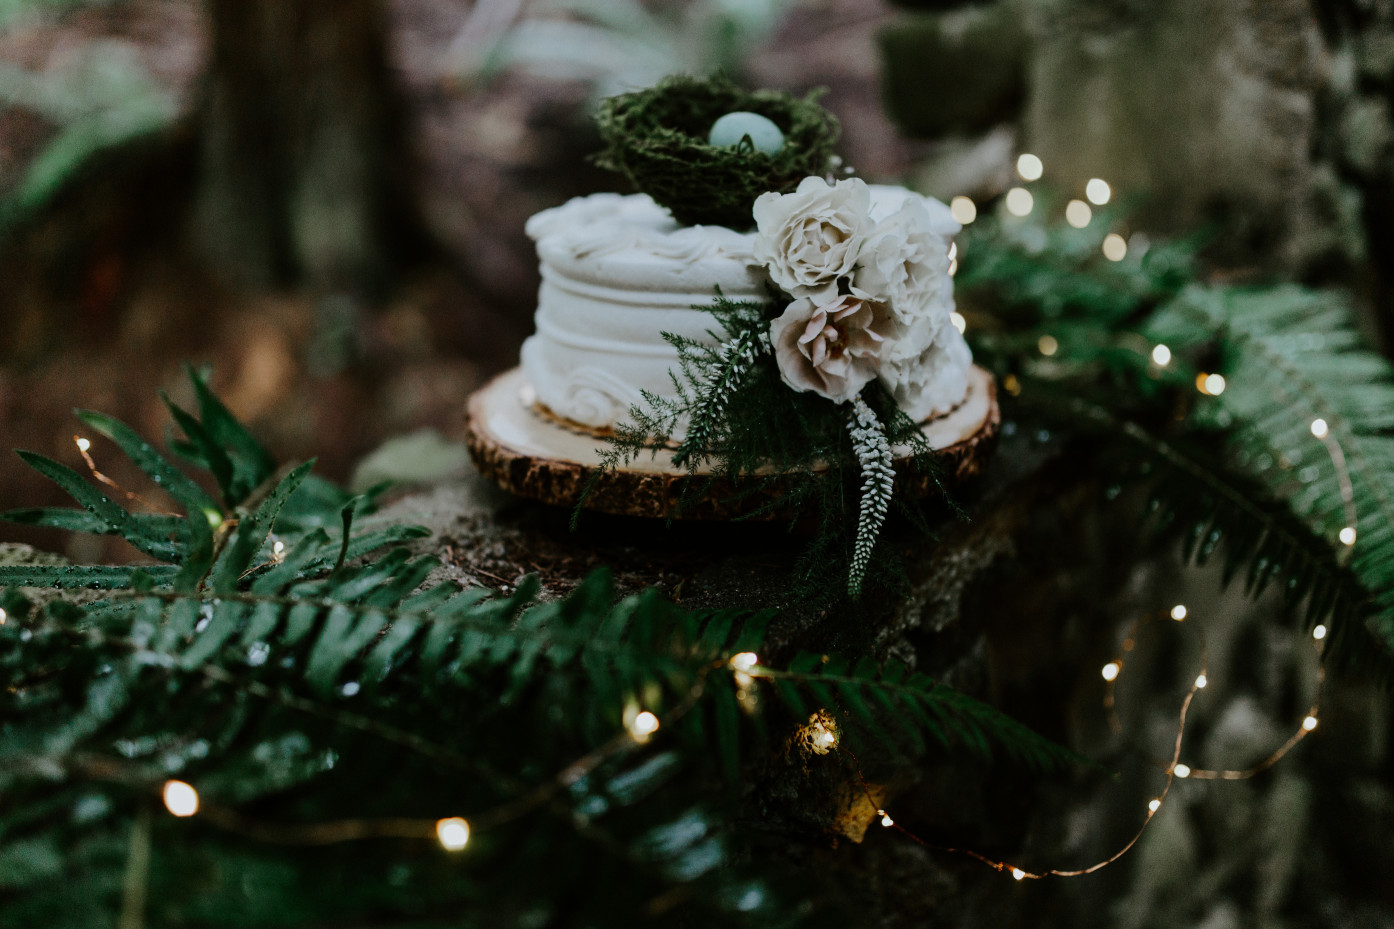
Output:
593 74 840 230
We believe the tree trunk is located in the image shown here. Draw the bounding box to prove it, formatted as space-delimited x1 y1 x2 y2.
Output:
193 0 422 294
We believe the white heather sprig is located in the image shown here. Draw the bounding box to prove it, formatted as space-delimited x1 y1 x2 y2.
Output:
672 326 772 468
846 395 895 597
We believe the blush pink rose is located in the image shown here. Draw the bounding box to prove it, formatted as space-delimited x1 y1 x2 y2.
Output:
770 291 894 403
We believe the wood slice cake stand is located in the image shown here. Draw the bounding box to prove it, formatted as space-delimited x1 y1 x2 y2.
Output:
465 366 1000 520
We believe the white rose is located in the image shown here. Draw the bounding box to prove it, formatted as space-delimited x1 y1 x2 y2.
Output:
866 184 960 235
855 196 956 362
879 318 973 422
753 176 873 295
770 291 894 403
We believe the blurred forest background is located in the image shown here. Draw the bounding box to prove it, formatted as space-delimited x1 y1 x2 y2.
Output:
5 3 1394 928
1 0 1392 558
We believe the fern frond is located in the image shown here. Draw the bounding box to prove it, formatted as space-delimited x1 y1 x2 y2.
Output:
0 570 799 927
1053 394 1369 651
960 206 1394 671
1143 286 1394 658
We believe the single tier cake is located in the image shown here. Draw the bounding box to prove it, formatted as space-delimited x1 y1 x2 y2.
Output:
520 185 972 434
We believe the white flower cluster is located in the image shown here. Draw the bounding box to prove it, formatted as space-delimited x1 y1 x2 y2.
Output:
752 176 969 420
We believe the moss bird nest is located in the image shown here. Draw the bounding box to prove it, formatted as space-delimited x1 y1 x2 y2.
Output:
593 74 840 230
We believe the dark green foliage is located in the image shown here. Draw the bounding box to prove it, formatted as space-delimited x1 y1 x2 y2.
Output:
0 372 1075 927
593 73 839 228
958 200 1394 674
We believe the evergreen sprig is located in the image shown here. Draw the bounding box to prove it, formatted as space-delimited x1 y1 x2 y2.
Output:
671 318 772 469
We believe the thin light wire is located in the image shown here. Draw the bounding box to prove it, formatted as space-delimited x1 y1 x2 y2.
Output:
1104 610 1325 781
845 675 1200 880
73 435 180 516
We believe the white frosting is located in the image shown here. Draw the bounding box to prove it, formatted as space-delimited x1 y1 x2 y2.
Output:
520 189 971 433
521 193 765 431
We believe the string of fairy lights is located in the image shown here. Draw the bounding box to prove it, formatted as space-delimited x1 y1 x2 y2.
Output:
29 600 729 856
813 591 1327 881
115 624 1327 879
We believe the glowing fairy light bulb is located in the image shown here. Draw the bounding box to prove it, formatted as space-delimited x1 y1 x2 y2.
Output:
1038 335 1059 356
1016 153 1044 181
1173 764 1191 779
950 196 977 224
730 652 758 672
271 540 286 562
1340 527 1357 546
1196 373 1226 396
803 711 840 755
1302 716 1319 732
1102 233 1127 261
1148 799 1161 813
162 780 199 817
1195 674 1207 689
1011 867 1027 881
0 606 6 625
1310 418 1329 439
1171 604 1188 621
950 312 967 334
880 811 894 827
436 817 471 850
76 437 91 453
1065 199 1093 228
1085 178 1111 205
1101 662 1120 682
1312 624 1327 640
1151 344 1171 366
629 711 660 742
1005 187 1034 217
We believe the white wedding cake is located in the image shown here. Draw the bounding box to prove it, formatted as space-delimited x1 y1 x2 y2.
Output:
520 182 973 434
